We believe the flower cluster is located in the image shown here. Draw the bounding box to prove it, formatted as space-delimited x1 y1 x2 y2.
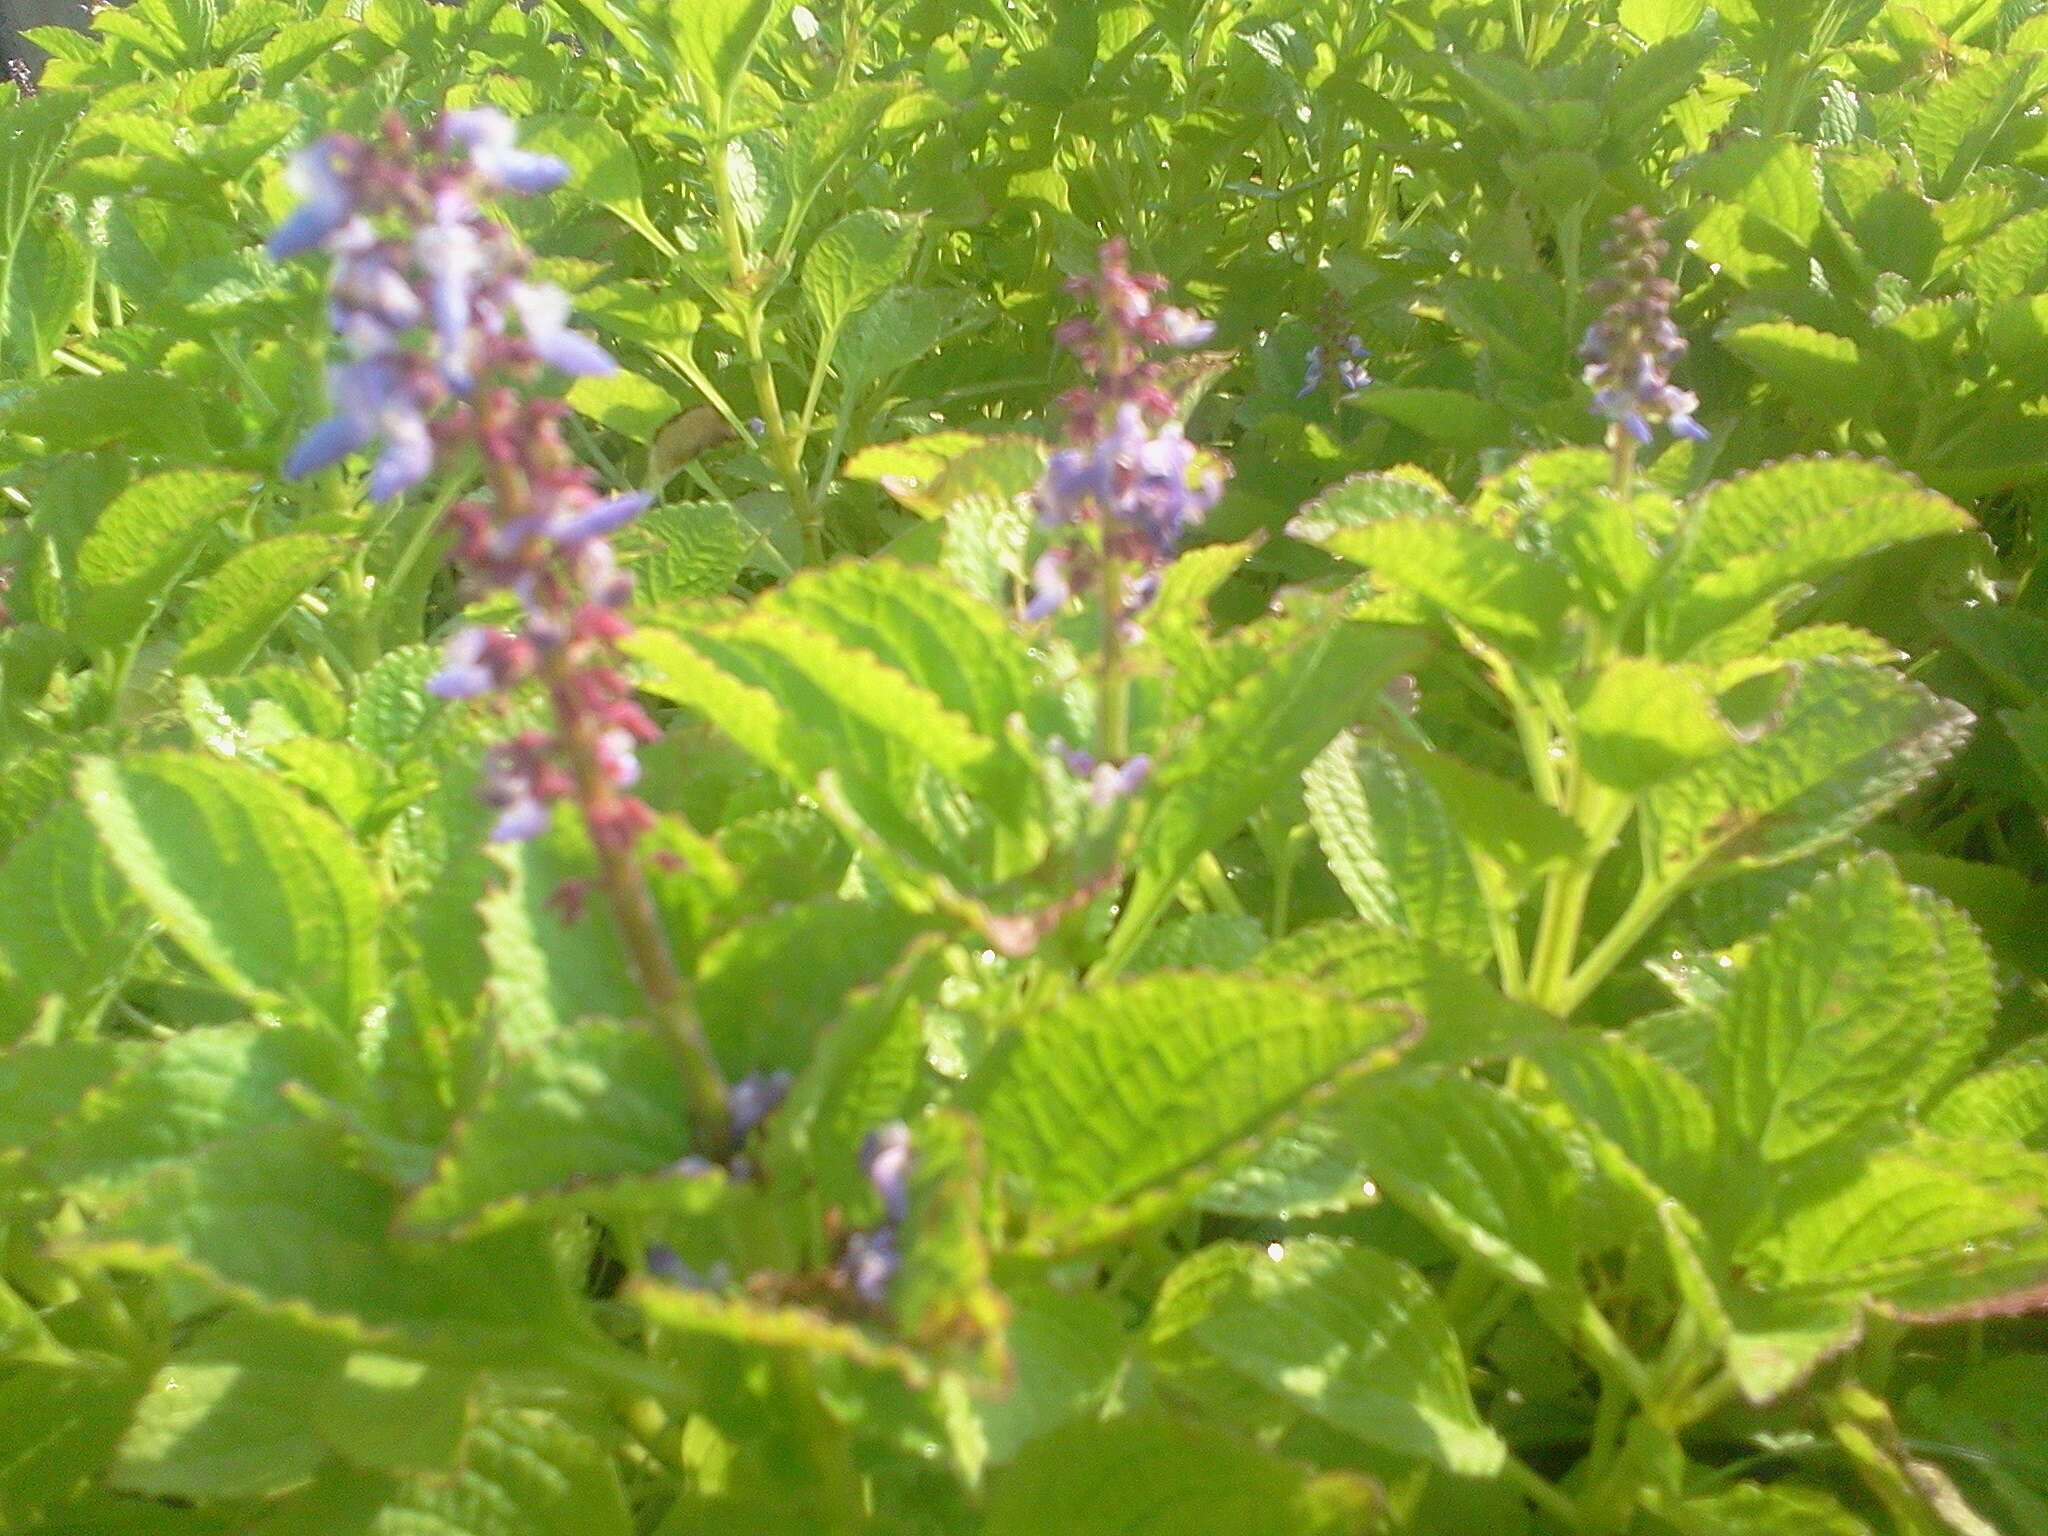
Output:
1579 205 1707 446
268 110 663 851
1026 240 1226 624
1299 334 1370 398
837 1123 913 1307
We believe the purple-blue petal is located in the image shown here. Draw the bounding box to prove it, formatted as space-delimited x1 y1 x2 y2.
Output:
282 414 371 479
367 418 435 501
483 149 571 195
556 491 651 542
490 797 551 842
532 327 617 378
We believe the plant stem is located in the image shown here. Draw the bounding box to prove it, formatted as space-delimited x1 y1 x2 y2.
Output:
707 131 825 564
1098 555 1129 761
1503 1454 1588 1534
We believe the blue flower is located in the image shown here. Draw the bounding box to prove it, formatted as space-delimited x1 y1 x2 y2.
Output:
443 108 570 195
267 142 358 261
511 283 617 378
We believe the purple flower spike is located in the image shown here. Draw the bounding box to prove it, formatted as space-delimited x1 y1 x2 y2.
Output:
1580 208 1708 447
267 143 359 261
1023 549 1071 622
428 627 495 698
841 1228 901 1306
367 406 435 501
729 1070 794 1139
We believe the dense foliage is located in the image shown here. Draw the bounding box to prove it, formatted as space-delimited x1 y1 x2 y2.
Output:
2 1 2047 1533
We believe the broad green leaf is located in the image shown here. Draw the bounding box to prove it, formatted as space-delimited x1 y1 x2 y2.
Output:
523 114 659 243
1662 1482 1876 1536
1744 1139 2048 1322
0 801 145 1042
1353 387 1512 450
0 371 209 456
70 468 248 651
1687 138 1822 286
803 209 923 338
78 753 381 1030
671 0 789 113
986 1414 1358 1536
1408 750 1587 899
477 829 640 1052
1911 53 2047 198
250 1407 628 1536
1256 922 1553 1067
402 1018 695 1234
1901 1356 2048 1536
1662 458 1972 654
1620 0 1708 45
770 80 912 248
1928 1060 2048 1147
0 1359 149 1531
629 1281 928 1383
697 896 928 1071
1576 658 1739 791
1150 1237 1505 1474
175 531 341 675
979 1287 1127 1463
1721 323 1872 420
1530 1033 1716 1210
44 1022 352 1191
756 558 1035 737
1304 733 1492 966
63 1125 581 1360
621 501 751 599
1642 659 1971 880
1315 517 1573 659
1333 1070 1580 1292
566 368 680 442
1115 621 1422 967
1711 855 1991 1161
975 974 1417 1252
1287 469 1461 542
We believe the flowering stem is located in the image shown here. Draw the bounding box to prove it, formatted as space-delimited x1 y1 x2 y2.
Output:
1609 426 1637 496
1097 554 1130 762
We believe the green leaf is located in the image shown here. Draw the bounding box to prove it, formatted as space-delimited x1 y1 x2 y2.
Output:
1662 1482 1877 1536
1334 1069 1581 1292
1150 1236 1505 1474
523 114 659 243
1911 53 2047 198
175 531 342 675
0 1359 149 1531
1743 1139 2048 1322
1408 750 1587 899
566 369 681 443
1576 657 1739 791
1711 855 1991 1161
78 753 381 1030
1256 922 1553 1068
0 801 145 1042
70 468 249 651
671 0 789 113
1642 660 1972 881
1530 1033 1716 1210
0 370 209 456
976 1287 1126 1464
1315 517 1573 659
803 208 923 337
975 974 1418 1252
1928 1060 2048 1147
1721 323 1873 421
1353 387 1512 450
1619 0 1708 46
1287 470 1461 542
986 1414 1357 1536
1116 621 1422 967
1687 138 1822 286
1304 733 1492 966
64 1125 581 1361
402 1018 695 1234
1662 458 1973 655
250 1408 628 1536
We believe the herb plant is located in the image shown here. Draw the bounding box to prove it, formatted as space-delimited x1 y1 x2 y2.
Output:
1 3 2045 1536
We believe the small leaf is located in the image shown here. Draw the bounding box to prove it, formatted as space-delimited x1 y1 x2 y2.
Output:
803 209 923 337
70 468 248 651
0 802 145 1042
1317 517 1573 659
1353 386 1512 450
1577 657 1739 791
671 0 790 112
78 753 381 1030
1662 1482 1876 1536
1408 750 1586 899
175 532 342 675
1721 322 1873 420
1304 732 1492 965
975 974 1417 1252
403 1019 695 1234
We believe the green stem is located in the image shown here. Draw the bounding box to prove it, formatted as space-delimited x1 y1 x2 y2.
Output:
1503 1455 1588 1535
1098 555 1129 761
707 133 824 565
